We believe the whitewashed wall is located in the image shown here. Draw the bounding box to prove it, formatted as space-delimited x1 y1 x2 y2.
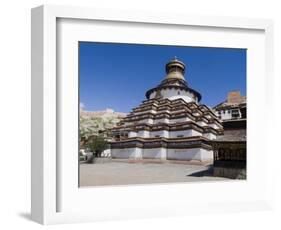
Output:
153 118 169 124
111 148 143 159
197 121 208 127
170 117 191 124
167 148 213 162
215 110 240 120
124 121 133 126
128 131 138 138
134 110 156 115
138 130 150 138
209 123 220 129
111 147 213 162
143 148 167 159
199 149 214 162
169 129 201 138
140 118 153 124
150 130 169 138
131 129 202 138
203 133 217 140
149 88 196 103
205 115 212 119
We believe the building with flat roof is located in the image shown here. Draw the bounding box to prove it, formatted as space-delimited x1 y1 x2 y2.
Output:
213 91 246 121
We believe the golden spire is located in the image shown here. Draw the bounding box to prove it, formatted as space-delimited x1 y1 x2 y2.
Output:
165 57 186 81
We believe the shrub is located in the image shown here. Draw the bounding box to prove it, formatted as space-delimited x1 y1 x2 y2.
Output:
87 135 108 158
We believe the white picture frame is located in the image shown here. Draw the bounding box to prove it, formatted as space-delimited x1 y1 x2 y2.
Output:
31 5 274 225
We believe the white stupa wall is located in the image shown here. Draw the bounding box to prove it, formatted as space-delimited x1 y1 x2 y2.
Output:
209 123 221 129
141 118 153 124
150 130 169 138
153 118 169 124
167 148 213 162
199 149 214 162
134 110 156 115
149 88 197 103
203 133 217 140
169 129 201 138
128 131 138 138
111 147 213 162
129 129 203 139
143 148 167 159
138 130 150 138
111 148 143 159
125 119 153 126
169 117 191 124
197 121 208 127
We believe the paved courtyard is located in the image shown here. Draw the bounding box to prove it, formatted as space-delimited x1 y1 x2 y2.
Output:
79 159 228 187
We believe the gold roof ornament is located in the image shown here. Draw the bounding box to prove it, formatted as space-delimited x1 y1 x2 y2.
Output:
165 57 186 81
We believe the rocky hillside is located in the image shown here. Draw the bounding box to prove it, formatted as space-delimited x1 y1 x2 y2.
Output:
80 108 126 140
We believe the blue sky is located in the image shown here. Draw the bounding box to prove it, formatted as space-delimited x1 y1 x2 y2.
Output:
79 42 246 113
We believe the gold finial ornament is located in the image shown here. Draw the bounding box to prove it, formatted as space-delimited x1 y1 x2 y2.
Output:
165 57 186 81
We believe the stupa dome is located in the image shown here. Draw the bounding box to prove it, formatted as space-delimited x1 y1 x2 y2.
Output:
145 57 201 102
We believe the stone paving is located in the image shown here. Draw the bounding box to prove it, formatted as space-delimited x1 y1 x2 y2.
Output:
79 159 229 187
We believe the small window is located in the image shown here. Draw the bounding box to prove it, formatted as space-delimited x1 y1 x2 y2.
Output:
155 135 160 138
231 109 240 118
177 135 184 138
178 91 181 95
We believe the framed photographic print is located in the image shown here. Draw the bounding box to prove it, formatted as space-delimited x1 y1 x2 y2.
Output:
31 5 274 225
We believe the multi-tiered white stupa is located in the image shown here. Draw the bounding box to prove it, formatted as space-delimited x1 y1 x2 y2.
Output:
109 58 223 162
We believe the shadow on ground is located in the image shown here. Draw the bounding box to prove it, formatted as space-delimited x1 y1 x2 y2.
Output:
18 212 32 221
186 165 214 177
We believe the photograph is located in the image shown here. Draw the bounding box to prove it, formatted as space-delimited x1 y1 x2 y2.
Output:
26 2 277 226
78 42 247 187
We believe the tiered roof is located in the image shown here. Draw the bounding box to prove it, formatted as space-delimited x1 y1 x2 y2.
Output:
110 98 223 140
110 136 213 150
115 98 222 130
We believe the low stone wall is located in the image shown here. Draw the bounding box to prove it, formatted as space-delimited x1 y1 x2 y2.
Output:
213 167 246 179
213 159 246 179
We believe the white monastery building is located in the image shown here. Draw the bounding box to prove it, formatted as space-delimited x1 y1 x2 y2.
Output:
213 91 246 121
109 58 223 162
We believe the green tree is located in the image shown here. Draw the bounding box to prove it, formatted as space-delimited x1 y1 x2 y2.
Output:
87 135 108 160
